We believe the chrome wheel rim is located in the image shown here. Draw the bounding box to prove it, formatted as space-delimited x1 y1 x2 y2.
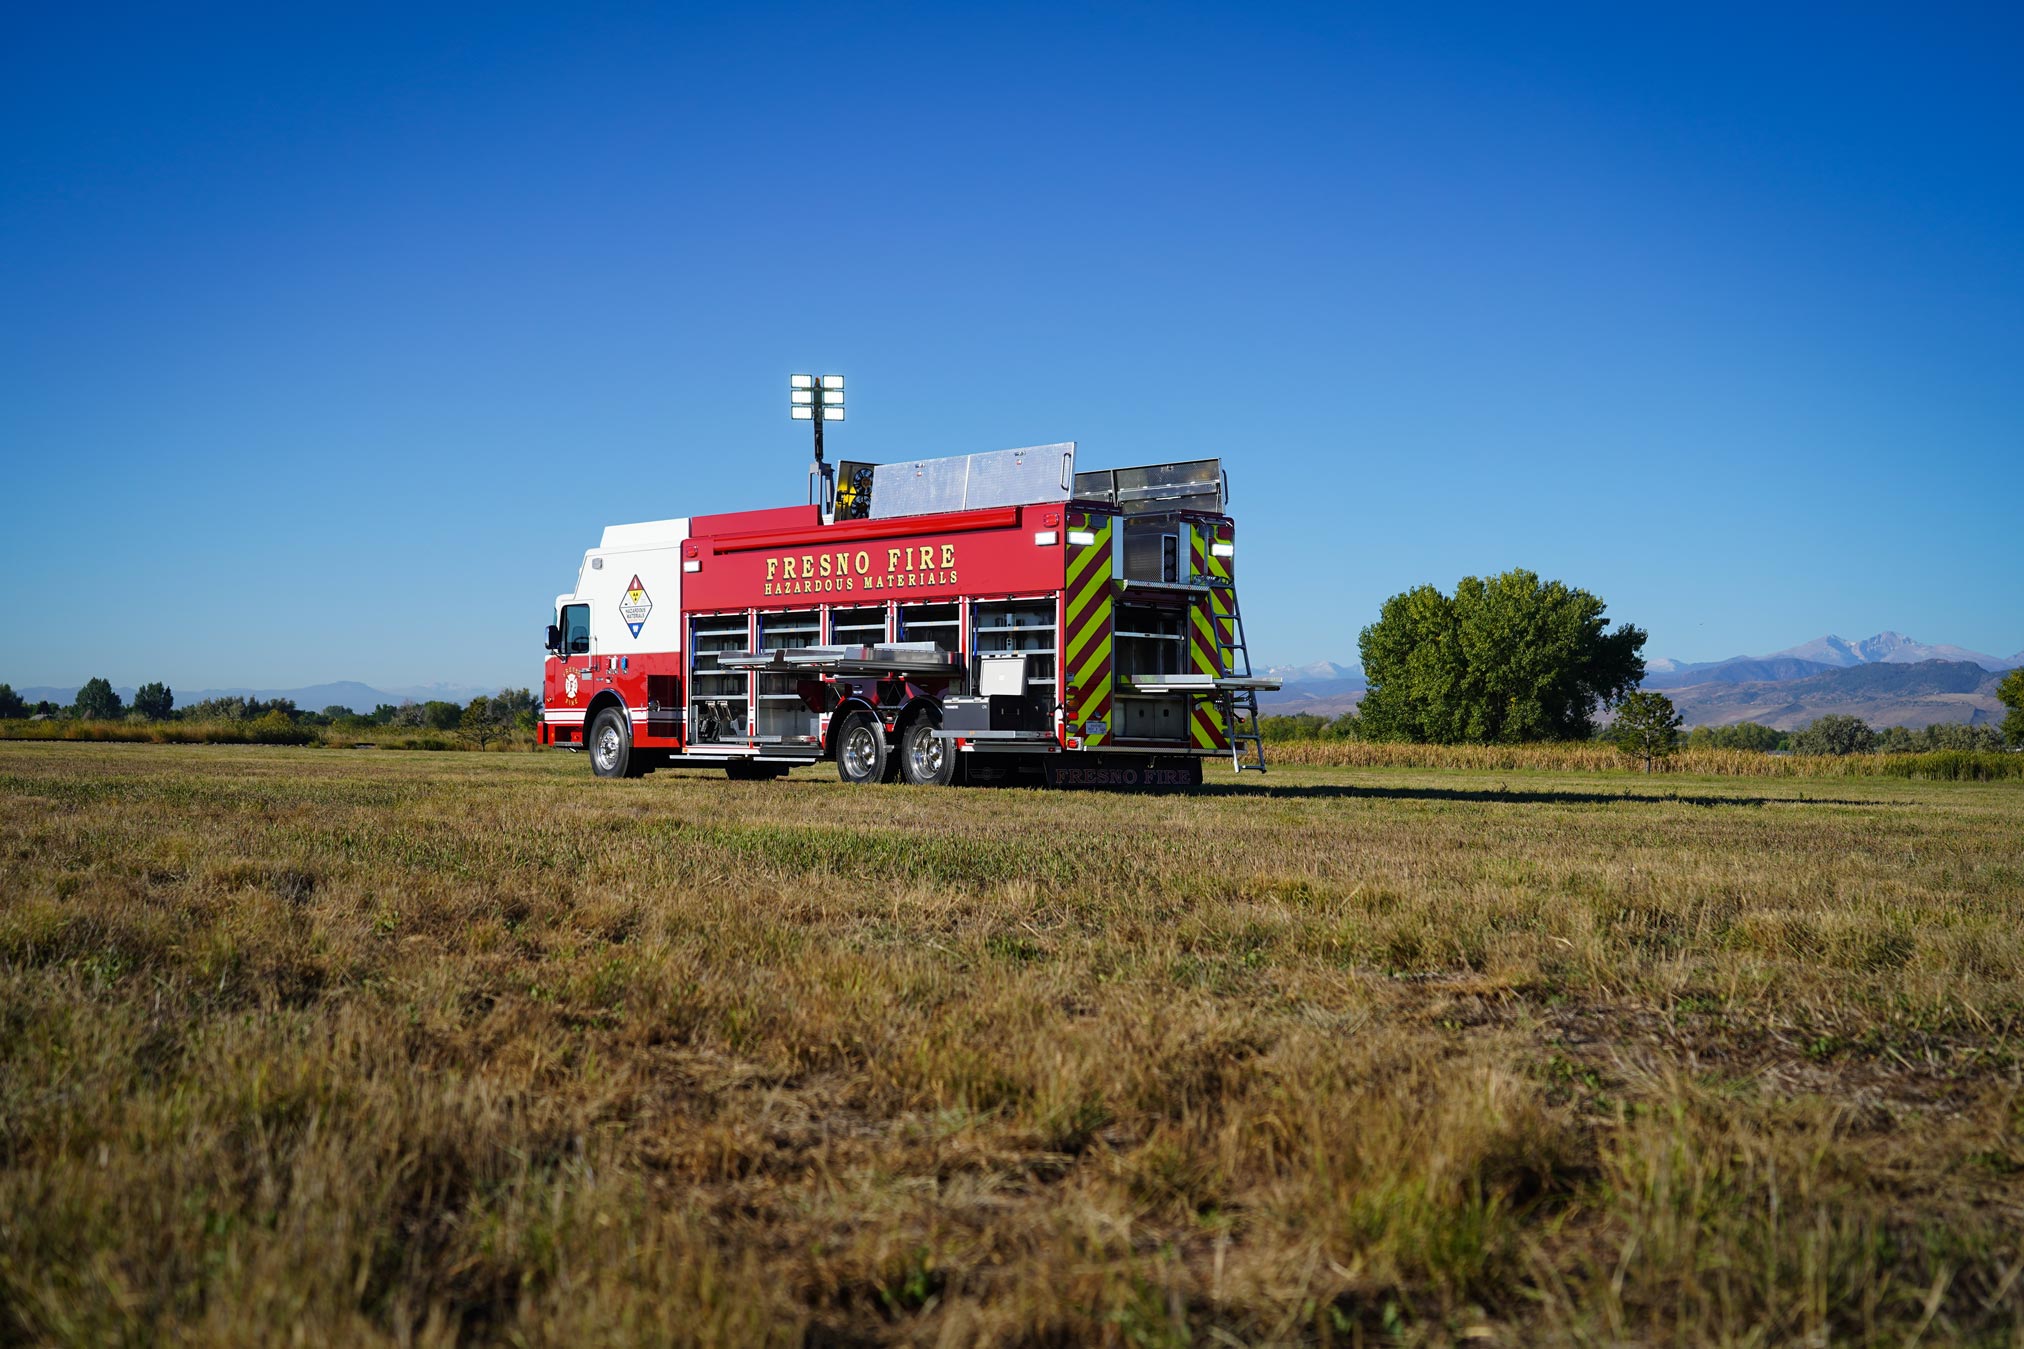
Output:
595 723 622 772
908 731 944 781
843 725 879 779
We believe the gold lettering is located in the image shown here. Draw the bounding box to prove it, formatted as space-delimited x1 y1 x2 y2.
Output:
887 548 901 573
767 558 779 580
855 550 870 574
802 553 814 578
818 553 832 578
783 556 797 579
940 543 954 568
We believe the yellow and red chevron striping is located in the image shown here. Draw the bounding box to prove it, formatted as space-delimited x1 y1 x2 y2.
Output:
1189 524 1229 749
1063 517 1114 745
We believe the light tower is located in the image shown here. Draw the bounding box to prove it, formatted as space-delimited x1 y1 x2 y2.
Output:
790 374 845 513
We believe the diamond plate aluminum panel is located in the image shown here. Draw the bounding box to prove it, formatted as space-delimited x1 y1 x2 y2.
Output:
871 443 1076 519
1073 458 1225 514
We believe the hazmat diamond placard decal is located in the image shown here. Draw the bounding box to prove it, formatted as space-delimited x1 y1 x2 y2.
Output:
619 574 652 638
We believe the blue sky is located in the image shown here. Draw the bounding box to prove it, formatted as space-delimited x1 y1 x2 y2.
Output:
3 2 2020 692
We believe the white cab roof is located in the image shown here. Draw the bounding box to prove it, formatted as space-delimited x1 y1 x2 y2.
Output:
597 517 689 550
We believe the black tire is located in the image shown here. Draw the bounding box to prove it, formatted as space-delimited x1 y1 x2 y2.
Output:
726 761 790 781
588 707 640 779
834 710 891 785
898 714 957 787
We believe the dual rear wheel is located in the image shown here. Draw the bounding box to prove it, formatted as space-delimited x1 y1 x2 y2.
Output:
593 704 954 787
834 710 954 787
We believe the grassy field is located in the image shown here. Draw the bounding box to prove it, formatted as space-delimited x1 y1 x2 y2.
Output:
3 743 2023 1345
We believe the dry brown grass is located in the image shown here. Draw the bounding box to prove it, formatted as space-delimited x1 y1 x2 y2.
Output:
2 743 2022 1345
1266 738 2023 779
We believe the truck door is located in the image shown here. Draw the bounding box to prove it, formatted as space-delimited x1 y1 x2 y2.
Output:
556 601 592 708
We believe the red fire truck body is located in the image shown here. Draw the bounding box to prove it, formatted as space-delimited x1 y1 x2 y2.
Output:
538 446 1274 787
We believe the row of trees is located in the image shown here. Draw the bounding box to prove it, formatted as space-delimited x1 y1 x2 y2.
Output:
1612 700 2016 770
0 680 539 741
1652 715 2008 756
1263 704 2017 757
0 678 153 721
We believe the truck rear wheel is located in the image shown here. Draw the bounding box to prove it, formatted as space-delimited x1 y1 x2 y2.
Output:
898 715 956 787
835 710 891 785
589 707 641 779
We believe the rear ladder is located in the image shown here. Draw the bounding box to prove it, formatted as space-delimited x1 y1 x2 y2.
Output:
1212 581 1267 772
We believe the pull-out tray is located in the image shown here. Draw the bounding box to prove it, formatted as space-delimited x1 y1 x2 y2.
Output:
1123 673 1283 694
714 644 964 676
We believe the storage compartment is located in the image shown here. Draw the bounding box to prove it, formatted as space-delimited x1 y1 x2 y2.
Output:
1123 528 1180 582
943 695 1046 735
898 602 961 652
1115 694 1191 740
1115 602 1188 683
828 605 887 644
972 600 1056 699
688 614 750 742
756 610 821 745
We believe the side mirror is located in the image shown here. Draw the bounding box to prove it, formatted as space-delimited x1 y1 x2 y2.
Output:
545 624 562 653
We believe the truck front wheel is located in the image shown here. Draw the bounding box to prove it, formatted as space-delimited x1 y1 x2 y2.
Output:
899 715 956 787
589 708 640 779
835 710 891 785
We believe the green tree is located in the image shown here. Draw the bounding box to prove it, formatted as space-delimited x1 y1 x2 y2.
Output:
1687 722 1785 751
1790 714 1877 755
1357 569 1645 743
2000 669 2024 749
1260 713 1325 741
492 688 539 734
1718 721 1784 752
1326 711 1364 740
133 682 174 720
1878 722 2004 753
0 684 24 719
74 677 123 720
461 696 500 748
1612 690 1683 773
422 700 464 731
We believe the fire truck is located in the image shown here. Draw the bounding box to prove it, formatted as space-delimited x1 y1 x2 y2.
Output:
538 441 1278 787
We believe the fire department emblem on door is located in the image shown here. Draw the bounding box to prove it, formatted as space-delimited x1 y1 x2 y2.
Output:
620 575 652 637
564 671 579 700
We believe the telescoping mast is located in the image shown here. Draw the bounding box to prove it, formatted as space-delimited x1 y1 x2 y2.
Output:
537 376 1279 788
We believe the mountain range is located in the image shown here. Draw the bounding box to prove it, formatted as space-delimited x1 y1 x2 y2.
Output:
1255 632 2019 727
1662 660 2008 731
1644 632 2019 689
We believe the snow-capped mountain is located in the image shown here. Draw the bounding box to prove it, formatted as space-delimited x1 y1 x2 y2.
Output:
1260 660 1360 684
1769 632 2014 670
1647 633 2018 688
